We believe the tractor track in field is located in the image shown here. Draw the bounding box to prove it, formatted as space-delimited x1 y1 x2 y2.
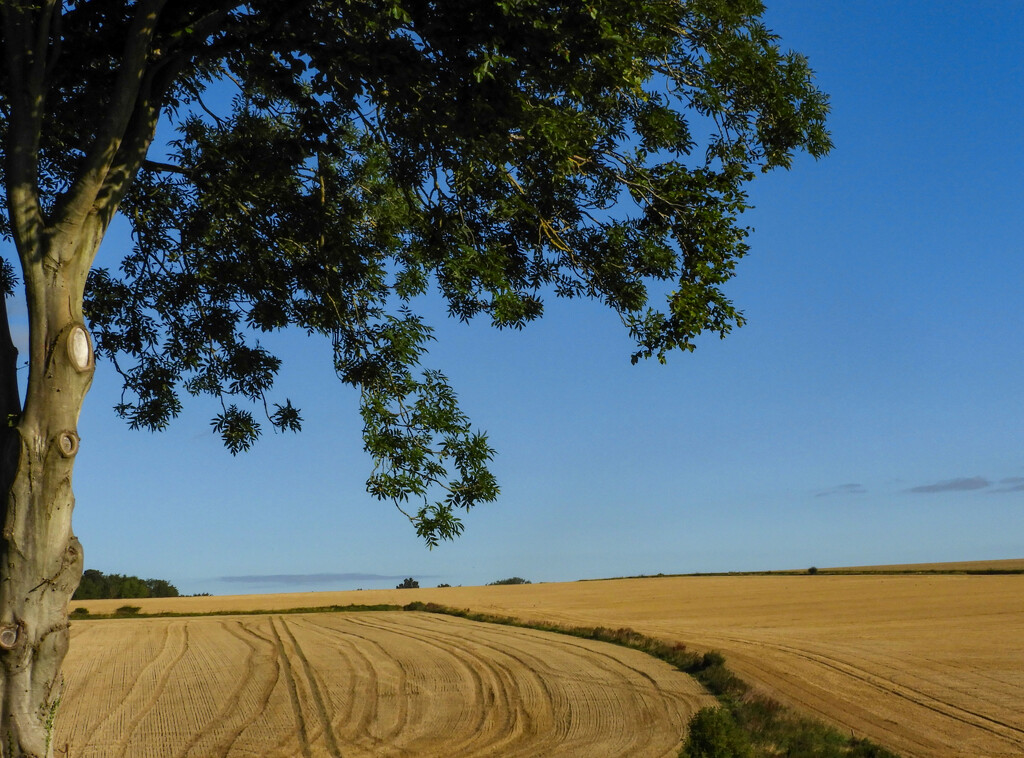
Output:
292 616 416 756
718 632 1024 754
277 617 343 757
113 622 191 758
337 614 530 755
338 613 509 754
65 570 1024 758
171 619 280 758
267 616 314 758
58 611 710 758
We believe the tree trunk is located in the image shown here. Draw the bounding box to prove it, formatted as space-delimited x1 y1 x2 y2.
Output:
1 1 165 749
0 232 95 756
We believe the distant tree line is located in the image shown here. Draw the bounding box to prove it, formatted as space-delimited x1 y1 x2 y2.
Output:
488 577 531 585
73 569 179 600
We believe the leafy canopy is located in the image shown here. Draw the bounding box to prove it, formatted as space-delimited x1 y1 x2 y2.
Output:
0 0 829 545
72 569 180 600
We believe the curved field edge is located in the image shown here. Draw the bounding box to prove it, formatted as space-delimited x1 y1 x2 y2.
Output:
69 570 1023 756
401 602 901 758
69 602 403 620
60 611 711 757
70 602 900 758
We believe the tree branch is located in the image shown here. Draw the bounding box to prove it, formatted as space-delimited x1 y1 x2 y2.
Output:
141 159 190 175
85 53 188 273
0 1 52 257
51 0 169 233
29 0 59 96
164 2 241 48
41 0 63 82
55 1 249 252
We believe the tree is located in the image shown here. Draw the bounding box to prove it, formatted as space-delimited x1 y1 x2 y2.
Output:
144 578 179 598
396 577 419 589
71 570 179 599
682 706 752 758
0 1 829 752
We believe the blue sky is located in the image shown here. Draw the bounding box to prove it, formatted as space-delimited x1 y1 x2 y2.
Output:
8 2 1024 594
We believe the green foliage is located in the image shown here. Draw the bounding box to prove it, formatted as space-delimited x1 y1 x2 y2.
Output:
487 577 531 585
682 707 752 758
73 569 179 600
43 685 62 756
690 651 748 699
2 1 829 546
0 259 15 298
808 566 819 575
114 605 142 616
395 577 420 589
69 607 89 618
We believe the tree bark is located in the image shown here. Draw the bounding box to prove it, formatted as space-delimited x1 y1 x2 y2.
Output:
0 229 96 756
1 2 174 751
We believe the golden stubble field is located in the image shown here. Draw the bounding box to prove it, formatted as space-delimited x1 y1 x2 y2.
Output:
57 611 712 757
67 561 1024 758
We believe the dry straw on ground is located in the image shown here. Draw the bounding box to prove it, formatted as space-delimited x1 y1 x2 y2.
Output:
68 560 1024 758
58 611 712 757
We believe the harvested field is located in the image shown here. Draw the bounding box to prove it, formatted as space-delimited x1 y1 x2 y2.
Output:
72 565 1024 758
409 575 1022 758
822 557 1024 573
57 611 713 757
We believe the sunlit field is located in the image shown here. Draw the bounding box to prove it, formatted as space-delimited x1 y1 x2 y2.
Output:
67 560 1024 757
58 611 711 757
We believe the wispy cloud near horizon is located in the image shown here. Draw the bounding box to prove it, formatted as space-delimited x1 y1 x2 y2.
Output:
906 476 990 494
218 573 417 586
990 477 1024 494
815 483 867 497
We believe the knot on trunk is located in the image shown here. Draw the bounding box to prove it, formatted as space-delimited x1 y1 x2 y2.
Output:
0 623 19 649
56 431 79 458
64 325 93 373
